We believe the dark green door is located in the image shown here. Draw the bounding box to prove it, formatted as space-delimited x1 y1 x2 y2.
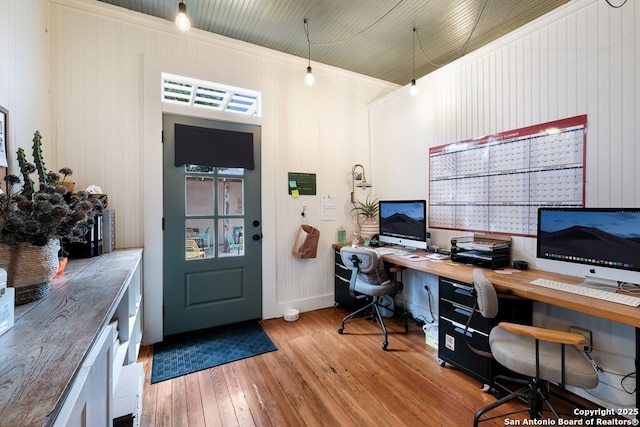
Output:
162 114 262 336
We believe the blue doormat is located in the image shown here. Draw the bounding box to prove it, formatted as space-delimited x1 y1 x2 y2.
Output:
151 320 277 383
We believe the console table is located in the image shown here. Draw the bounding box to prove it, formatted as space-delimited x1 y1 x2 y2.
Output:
0 248 143 427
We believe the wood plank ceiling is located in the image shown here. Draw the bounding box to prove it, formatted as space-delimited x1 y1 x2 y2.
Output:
98 0 572 85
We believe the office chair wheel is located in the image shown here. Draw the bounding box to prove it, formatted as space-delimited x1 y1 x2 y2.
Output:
338 327 344 334
381 341 388 350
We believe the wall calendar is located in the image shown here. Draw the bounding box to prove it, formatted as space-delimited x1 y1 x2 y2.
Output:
428 115 587 237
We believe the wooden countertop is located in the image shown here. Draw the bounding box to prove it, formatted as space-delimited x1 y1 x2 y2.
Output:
333 245 640 329
0 248 143 427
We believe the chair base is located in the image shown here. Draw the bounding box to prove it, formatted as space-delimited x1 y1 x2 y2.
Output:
474 376 588 426
337 296 408 350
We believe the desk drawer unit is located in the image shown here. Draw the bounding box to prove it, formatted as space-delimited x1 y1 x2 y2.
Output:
438 276 532 387
439 316 493 384
334 249 367 310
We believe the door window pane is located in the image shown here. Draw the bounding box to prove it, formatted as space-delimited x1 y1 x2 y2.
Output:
186 164 215 174
219 167 244 176
185 219 214 260
186 176 214 216
219 219 244 257
218 178 243 215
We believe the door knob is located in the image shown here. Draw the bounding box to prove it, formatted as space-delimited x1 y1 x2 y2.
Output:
252 233 262 241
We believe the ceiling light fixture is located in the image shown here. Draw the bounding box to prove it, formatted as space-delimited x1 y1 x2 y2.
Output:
175 2 191 31
304 19 315 86
410 27 419 96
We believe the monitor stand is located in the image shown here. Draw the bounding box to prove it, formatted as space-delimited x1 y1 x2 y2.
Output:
392 245 416 252
579 275 619 292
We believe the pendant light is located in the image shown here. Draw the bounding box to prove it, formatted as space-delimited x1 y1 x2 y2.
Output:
410 27 419 96
175 2 191 32
304 19 315 85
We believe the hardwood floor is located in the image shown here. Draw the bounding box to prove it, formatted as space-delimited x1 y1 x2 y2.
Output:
139 307 607 426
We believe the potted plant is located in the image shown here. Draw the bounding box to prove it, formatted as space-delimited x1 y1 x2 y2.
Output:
351 195 379 240
0 131 103 304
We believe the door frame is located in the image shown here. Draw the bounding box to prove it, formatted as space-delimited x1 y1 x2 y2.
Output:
142 57 275 344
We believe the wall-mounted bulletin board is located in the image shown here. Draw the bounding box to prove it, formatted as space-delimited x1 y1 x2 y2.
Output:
428 115 587 237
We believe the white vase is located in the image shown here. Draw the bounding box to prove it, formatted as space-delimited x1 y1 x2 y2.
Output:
359 220 379 240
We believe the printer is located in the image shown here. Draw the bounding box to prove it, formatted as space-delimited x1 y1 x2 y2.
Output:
450 233 511 269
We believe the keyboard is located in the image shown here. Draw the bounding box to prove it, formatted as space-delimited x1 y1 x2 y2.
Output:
530 278 640 307
426 253 449 260
373 247 395 255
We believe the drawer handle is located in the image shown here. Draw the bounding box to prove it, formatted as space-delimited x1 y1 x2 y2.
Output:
336 263 350 271
454 288 473 298
454 327 472 337
454 307 472 317
336 275 350 283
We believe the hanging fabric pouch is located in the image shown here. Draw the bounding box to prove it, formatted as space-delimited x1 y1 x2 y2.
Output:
292 224 320 258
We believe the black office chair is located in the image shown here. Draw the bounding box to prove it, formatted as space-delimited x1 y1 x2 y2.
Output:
466 269 599 425
337 246 407 350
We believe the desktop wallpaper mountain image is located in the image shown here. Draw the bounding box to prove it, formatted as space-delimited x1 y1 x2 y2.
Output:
380 213 424 239
538 225 640 266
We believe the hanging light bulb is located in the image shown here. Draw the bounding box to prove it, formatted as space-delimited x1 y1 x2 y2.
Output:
305 66 315 85
175 2 191 31
410 79 419 96
410 27 419 96
304 19 314 85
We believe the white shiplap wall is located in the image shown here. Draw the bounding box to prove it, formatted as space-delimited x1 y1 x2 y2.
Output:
369 0 638 410
44 0 398 343
0 1 50 166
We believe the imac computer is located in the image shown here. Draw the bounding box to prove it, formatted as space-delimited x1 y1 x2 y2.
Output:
536 207 640 290
378 200 427 250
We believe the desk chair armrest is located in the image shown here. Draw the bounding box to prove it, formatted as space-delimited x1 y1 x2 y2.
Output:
497 322 587 347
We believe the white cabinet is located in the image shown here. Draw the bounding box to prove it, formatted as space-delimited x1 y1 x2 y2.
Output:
55 324 116 427
0 249 143 427
54 253 143 427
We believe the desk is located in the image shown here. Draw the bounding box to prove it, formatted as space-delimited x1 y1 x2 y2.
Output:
333 245 640 410
378 252 640 329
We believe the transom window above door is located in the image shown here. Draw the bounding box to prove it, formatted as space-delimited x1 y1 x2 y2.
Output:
162 72 262 117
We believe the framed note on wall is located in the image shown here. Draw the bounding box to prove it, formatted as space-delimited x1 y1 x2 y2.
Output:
0 105 8 193
428 115 587 237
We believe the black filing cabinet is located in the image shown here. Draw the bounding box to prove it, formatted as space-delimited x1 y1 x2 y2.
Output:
334 248 367 310
438 276 532 387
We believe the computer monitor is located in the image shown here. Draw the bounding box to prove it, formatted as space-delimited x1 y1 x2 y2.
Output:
378 200 427 250
536 207 640 290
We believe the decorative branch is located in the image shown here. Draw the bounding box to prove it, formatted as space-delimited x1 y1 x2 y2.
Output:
16 148 36 199
31 130 49 186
